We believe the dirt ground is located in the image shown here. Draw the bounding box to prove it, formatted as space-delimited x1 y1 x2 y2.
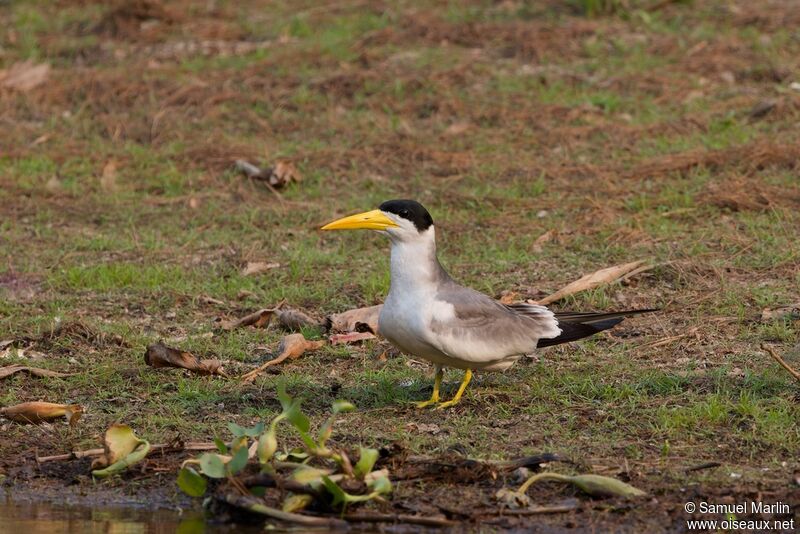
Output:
1 0 799 531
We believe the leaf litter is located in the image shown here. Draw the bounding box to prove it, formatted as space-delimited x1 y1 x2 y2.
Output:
0 365 75 379
144 343 227 377
1 402 83 426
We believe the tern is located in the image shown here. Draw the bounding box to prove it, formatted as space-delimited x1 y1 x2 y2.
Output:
322 200 652 409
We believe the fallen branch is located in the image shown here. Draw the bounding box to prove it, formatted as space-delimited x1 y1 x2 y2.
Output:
225 494 344 527
343 513 458 527
36 441 220 463
762 344 800 382
685 462 721 473
240 334 325 383
499 504 578 516
0 365 75 379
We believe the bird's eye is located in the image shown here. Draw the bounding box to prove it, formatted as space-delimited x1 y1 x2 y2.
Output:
400 209 410 217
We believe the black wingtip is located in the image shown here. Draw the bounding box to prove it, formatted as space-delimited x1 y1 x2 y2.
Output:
537 319 623 348
537 308 656 348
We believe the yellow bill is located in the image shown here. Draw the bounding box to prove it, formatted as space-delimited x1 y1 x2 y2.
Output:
321 209 398 231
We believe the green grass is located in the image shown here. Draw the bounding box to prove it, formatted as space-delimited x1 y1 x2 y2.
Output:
0 0 799 524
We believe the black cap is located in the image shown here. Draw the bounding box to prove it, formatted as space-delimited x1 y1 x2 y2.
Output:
379 199 434 232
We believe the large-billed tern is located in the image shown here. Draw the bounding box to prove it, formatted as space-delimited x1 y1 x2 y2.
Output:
322 200 652 409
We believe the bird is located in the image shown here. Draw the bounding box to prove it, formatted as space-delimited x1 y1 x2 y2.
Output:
321 199 653 409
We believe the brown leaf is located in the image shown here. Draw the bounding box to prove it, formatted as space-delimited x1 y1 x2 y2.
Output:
326 305 382 334
0 60 50 91
761 303 800 322
275 308 320 331
240 334 326 382
532 230 554 253
144 343 226 377
444 122 470 136
242 261 280 276
269 161 302 188
100 160 118 192
234 160 301 189
329 332 376 345
219 308 276 330
1 401 83 426
537 261 647 306
0 365 75 379
499 291 519 305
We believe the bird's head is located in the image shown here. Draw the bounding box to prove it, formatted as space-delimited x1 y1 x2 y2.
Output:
321 199 434 242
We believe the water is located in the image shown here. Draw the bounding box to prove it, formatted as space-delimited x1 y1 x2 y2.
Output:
0 498 265 534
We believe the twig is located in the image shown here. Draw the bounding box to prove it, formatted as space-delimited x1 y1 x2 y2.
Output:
762 344 800 382
504 504 578 515
685 461 721 473
343 513 458 527
240 351 292 382
225 494 345 527
36 441 220 463
240 472 323 497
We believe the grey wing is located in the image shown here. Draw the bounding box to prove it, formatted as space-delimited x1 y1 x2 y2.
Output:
428 282 561 363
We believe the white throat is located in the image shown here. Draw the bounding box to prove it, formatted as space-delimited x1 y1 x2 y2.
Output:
387 226 440 295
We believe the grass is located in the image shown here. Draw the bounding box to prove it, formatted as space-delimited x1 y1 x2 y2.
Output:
1 0 799 528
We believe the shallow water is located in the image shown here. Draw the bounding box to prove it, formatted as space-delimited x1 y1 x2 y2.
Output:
0 498 264 534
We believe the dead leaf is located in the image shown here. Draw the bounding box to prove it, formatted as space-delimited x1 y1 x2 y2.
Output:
1 401 83 426
444 122 470 136
242 261 280 276
761 303 800 322
537 261 647 306
219 308 276 330
532 230 554 253
144 343 226 376
240 333 326 382
499 291 519 305
270 161 302 188
0 347 48 360
326 305 382 334
45 175 62 193
405 422 441 435
329 332 376 345
234 159 301 189
0 60 50 91
91 424 151 477
100 160 118 192
275 308 320 331
495 488 532 509
0 365 75 379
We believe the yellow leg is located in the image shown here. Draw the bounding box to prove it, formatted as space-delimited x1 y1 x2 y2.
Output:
436 369 473 409
415 366 443 408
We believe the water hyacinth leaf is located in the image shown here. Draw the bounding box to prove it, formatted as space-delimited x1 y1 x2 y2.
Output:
198 453 228 479
282 493 313 513
91 424 151 477
291 465 333 486
354 447 379 479
227 445 249 475
228 422 246 437
228 421 265 438
257 428 278 464
321 476 348 507
277 382 310 433
177 466 207 497
568 474 646 498
369 475 392 495
518 472 646 499
332 400 355 414
230 435 249 454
